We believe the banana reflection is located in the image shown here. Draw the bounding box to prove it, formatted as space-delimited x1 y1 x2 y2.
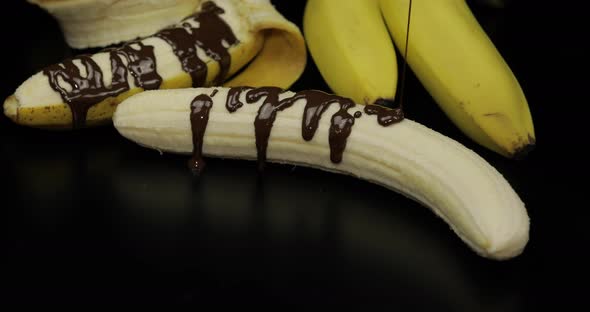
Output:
8 138 124 225
112 157 195 230
112 158 260 234
111 159 523 311
338 194 522 311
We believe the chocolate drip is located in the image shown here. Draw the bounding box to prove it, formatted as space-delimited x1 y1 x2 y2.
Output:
156 1 239 87
196 2 239 85
246 87 291 171
156 24 207 87
221 87 359 168
43 1 236 129
274 90 357 163
116 41 162 90
268 90 345 142
364 104 404 126
329 101 356 163
44 54 129 129
44 41 160 129
189 94 214 175
226 86 253 112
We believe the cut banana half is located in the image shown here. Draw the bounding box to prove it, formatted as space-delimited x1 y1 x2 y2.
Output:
113 86 530 260
28 0 202 49
6 0 306 129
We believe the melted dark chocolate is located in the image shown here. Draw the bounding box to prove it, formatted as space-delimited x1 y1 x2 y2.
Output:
43 1 237 129
225 86 253 113
187 87 406 174
43 54 130 129
113 41 162 90
219 87 359 168
246 87 290 171
44 40 161 129
156 1 239 87
270 89 356 163
156 23 207 87
364 104 404 126
189 94 214 175
329 103 356 163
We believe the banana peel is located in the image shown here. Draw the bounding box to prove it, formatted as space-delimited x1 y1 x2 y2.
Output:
4 0 306 130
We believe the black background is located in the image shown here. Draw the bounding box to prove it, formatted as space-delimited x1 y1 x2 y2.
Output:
1 0 587 309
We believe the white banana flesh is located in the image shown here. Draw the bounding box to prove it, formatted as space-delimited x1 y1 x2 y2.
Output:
16 0 257 110
28 0 202 49
113 87 530 260
7 0 306 129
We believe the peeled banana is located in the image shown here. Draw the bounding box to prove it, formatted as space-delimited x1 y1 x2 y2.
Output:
379 0 535 158
5 0 306 130
112 86 530 260
303 0 399 106
27 0 202 49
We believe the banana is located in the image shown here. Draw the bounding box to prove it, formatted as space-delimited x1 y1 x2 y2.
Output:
5 0 306 130
27 0 202 49
379 0 535 158
112 86 530 260
302 0 399 106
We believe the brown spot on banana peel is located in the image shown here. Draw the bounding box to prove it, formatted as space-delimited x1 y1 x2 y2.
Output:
482 111 535 159
4 74 192 130
3 95 17 123
6 88 142 129
510 135 535 160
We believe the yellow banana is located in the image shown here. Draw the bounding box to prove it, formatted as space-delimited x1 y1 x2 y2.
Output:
379 0 535 158
303 0 399 106
4 0 306 130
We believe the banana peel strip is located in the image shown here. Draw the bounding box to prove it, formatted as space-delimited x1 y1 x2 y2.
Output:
4 0 306 129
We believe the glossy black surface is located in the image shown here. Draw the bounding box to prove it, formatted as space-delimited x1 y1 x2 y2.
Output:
1 0 586 308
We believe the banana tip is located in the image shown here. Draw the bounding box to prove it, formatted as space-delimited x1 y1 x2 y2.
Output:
3 95 18 123
511 136 536 160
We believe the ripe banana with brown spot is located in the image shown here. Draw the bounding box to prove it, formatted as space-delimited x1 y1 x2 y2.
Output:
379 0 535 158
112 86 530 260
5 0 306 130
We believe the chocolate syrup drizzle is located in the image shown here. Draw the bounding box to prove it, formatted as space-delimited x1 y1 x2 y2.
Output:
116 42 162 90
190 87 406 174
208 88 360 171
42 1 237 129
363 104 404 126
156 1 238 87
188 93 214 175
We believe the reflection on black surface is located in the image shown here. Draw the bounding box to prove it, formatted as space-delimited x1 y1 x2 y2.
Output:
1 127 528 308
104 149 523 308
